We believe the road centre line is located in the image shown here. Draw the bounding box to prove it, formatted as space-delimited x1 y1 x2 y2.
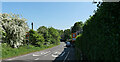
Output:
63 51 70 62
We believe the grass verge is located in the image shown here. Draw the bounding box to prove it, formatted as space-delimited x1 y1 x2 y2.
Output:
0 43 60 59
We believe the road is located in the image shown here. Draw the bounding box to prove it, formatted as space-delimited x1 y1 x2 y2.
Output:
2 42 77 62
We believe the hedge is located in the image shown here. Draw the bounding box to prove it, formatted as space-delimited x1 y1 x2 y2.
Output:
75 2 120 62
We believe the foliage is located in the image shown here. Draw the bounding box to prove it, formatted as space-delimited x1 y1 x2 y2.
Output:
0 13 29 48
37 26 61 45
71 21 83 33
75 2 120 61
63 29 71 41
57 30 64 37
37 26 48 39
48 27 61 45
29 29 45 47
37 26 49 43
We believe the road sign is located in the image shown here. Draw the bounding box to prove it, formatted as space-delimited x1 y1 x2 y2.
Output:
72 38 76 41
26 32 29 40
72 33 77 42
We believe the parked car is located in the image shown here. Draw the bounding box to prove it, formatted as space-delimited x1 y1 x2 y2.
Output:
66 42 71 47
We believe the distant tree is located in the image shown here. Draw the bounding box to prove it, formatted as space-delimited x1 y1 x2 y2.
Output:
57 29 64 39
71 21 83 33
48 27 61 45
37 26 49 41
63 29 71 41
29 29 45 47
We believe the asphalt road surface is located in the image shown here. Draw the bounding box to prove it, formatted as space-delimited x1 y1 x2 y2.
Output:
2 42 77 62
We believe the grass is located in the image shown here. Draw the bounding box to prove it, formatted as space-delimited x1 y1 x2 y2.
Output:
0 43 60 59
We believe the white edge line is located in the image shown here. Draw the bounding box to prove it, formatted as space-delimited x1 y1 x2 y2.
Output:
60 52 65 57
7 53 33 60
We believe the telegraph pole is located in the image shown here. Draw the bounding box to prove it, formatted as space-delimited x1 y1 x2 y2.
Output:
31 22 33 30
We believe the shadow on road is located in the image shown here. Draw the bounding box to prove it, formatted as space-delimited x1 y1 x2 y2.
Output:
53 45 77 62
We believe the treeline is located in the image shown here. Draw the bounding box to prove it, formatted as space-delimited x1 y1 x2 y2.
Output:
60 22 83 42
0 13 63 59
29 26 61 47
75 2 120 61
0 13 62 48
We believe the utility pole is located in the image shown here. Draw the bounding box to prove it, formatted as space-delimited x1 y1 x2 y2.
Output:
31 22 33 30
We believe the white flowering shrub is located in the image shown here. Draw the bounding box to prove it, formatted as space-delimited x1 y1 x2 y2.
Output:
0 13 29 48
0 13 3 40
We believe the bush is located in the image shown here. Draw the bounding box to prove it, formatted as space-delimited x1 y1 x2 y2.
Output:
0 13 29 48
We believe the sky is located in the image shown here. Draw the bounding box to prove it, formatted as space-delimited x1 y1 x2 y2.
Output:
2 2 97 30
1 0 103 2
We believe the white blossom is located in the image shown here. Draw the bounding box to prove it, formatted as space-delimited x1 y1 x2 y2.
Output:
1 13 29 48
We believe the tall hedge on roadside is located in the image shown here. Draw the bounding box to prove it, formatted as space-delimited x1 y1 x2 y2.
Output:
75 2 120 61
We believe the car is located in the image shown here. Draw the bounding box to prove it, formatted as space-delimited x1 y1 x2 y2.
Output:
66 42 71 47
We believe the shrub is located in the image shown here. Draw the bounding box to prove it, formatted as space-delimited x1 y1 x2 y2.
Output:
0 13 29 48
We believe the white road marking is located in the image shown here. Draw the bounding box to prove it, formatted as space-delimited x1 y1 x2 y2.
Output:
44 53 51 56
52 52 59 57
63 51 70 62
5 43 63 61
60 52 65 57
7 59 13 60
44 51 51 56
52 54 58 57
41 52 43 54
33 54 40 56
7 57 20 60
34 58 39 60
45 51 49 54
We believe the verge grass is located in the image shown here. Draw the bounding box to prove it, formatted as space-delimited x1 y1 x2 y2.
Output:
1 43 60 59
